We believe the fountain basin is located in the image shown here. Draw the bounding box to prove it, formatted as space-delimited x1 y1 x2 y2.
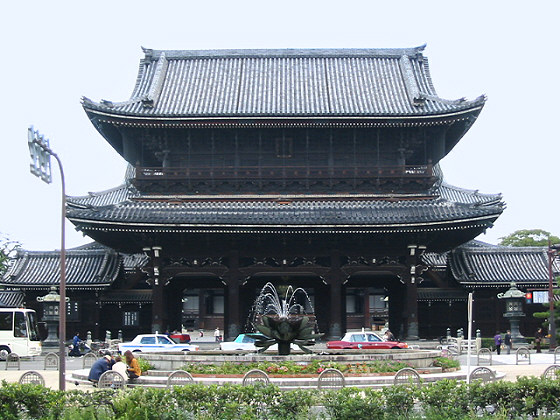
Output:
138 349 441 371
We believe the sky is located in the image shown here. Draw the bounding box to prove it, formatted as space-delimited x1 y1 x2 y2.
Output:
1 1 559 251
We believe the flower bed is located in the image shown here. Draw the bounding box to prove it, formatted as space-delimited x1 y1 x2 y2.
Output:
178 359 436 376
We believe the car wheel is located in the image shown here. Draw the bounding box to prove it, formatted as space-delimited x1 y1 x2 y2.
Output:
182 349 190 352
0 346 10 360
391 346 401 349
132 350 141 353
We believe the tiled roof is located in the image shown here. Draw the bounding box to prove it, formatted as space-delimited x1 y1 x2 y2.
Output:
0 291 25 307
100 290 152 303
438 183 502 206
449 245 560 286
0 248 122 289
69 185 138 208
417 288 467 302
82 46 485 119
66 182 504 229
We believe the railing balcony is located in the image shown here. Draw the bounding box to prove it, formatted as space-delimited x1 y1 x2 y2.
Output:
132 164 435 194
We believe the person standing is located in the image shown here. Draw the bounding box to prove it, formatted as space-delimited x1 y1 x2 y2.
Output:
214 327 221 343
535 327 544 353
504 330 512 354
494 331 502 355
124 350 142 380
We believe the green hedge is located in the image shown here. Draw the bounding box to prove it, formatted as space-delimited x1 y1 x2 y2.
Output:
2 378 560 419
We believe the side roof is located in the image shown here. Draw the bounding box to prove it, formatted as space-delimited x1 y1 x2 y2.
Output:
82 46 485 120
0 247 122 289
0 290 25 308
449 244 560 287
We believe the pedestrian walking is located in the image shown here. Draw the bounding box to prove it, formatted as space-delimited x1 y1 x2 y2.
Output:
535 327 544 353
494 331 502 355
214 327 221 343
504 330 512 354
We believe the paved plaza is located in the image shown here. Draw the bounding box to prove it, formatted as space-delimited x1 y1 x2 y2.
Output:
0 343 557 390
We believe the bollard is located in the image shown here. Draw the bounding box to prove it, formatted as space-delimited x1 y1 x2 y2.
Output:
446 327 451 340
118 330 123 342
86 330 92 347
106 330 111 343
476 329 482 352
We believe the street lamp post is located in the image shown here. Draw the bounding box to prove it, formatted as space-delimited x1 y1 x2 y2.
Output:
27 126 67 391
548 243 559 351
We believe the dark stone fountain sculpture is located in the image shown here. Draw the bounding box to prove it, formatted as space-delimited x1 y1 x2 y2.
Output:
248 283 323 355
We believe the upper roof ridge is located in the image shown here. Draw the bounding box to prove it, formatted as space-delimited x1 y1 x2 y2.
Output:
140 45 428 61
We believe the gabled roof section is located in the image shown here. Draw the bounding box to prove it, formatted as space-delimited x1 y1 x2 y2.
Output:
449 245 559 287
0 247 122 289
0 291 25 308
82 45 485 120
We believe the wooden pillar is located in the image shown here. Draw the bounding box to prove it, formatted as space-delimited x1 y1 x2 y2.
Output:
146 246 167 334
326 250 344 340
224 252 241 340
404 245 419 340
363 289 370 330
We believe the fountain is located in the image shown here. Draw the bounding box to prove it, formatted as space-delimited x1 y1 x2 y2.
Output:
247 283 323 355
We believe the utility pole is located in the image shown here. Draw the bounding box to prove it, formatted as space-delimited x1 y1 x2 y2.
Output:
28 126 67 390
547 242 559 351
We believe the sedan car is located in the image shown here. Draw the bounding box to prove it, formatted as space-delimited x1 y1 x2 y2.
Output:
118 334 199 353
326 331 408 350
219 334 300 352
219 333 260 351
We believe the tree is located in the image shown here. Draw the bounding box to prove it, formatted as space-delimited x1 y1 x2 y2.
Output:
498 229 560 247
0 234 20 276
533 284 560 339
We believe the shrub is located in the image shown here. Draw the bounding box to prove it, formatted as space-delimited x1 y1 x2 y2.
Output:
0 381 65 419
432 356 460 370
322 387 384 420
136 357 155 372
382 384 416 418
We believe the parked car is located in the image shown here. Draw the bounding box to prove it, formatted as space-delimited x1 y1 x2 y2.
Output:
118 334 199 353
326 331 408 350
169 333 191 343
219 334 300 352
219 333 261 351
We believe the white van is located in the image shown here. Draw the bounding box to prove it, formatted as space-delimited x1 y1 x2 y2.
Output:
0 308 42 358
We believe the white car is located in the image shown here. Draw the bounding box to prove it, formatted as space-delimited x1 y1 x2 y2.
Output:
118 334 199 353
219 334 300 352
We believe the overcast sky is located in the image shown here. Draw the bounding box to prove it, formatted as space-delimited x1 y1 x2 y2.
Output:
1 1 558 251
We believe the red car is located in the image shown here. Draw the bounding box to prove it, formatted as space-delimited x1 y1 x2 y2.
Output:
169 333 191 343
326 332 407 350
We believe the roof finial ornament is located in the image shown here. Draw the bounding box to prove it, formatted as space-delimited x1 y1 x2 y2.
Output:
141 46 154 59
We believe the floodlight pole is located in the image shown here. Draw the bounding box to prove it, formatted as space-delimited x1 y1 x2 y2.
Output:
548 243 559 351
27 127 66 391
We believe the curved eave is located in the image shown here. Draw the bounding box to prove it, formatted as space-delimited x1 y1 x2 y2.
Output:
458 281 549 288
68 212 500 233
0 283 112 290
82 101 484 127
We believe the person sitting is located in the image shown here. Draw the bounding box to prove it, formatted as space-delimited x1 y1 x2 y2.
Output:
111 355 128 380
124 350 141 381
69 332 82 357
88 354 113 385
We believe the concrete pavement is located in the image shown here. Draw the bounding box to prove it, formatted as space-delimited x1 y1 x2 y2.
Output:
0 345 557 390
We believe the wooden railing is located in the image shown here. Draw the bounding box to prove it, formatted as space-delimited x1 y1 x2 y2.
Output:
135 164 433 181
